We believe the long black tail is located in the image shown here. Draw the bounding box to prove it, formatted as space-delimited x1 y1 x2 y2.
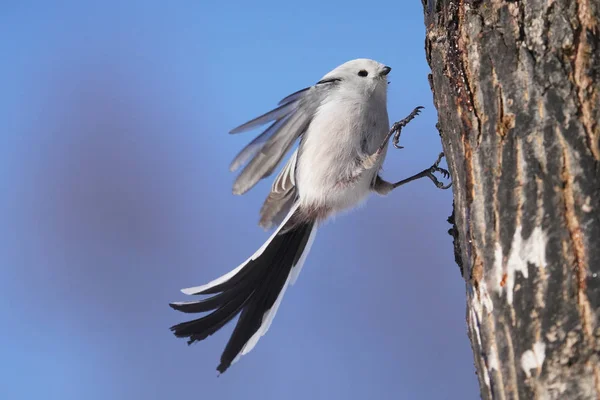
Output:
169 205 316 373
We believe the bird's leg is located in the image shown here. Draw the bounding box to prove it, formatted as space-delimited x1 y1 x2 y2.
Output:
352 107 451 192
391 152 452 190
361 106 423 170
373 152 452 195
390 106 424 150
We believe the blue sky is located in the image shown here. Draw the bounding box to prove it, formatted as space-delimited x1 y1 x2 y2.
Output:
0 1 479 399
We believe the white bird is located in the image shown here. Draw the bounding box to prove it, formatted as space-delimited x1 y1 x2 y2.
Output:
169 58 450 373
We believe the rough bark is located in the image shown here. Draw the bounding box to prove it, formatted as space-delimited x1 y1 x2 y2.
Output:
422 0 600 398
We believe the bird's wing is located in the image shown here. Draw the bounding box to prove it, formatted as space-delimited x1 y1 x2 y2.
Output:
258 149 298 229
229 79 340 195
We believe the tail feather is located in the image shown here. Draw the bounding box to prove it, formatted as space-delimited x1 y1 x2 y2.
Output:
289 223 317 286
169 204 317 373
170 294 248 342
169 285 249 314
179 211 294 296
220 223 312 368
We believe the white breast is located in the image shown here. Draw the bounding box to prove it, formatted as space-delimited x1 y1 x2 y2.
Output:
295 91 389 215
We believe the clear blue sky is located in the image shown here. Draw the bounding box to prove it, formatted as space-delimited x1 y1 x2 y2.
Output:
0 1 479 399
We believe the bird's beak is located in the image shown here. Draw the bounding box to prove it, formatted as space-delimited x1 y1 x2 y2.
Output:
380 66 392 76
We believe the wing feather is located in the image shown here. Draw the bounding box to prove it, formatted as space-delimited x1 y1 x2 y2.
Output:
259 150 298 229
229 79 339 195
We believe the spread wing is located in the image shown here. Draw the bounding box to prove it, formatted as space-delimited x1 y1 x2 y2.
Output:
258 149 298 230
229 79 340 196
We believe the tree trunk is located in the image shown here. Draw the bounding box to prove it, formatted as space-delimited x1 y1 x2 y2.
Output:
421 0 600 398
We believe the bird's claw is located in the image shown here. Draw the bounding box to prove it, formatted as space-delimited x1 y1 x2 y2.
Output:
391 106 424 150
426 152 452 190
391 122 404 149
437 167 450 179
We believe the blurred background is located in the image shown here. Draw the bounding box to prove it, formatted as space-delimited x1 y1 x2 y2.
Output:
0 1 478 399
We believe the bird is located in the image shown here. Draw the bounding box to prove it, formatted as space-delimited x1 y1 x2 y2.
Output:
169 58 450 373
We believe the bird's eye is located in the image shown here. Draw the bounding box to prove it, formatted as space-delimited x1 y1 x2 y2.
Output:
358 70 368 77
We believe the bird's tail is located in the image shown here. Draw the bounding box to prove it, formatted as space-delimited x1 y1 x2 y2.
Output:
169 203 316 373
